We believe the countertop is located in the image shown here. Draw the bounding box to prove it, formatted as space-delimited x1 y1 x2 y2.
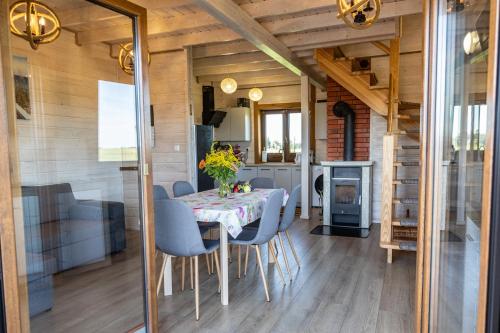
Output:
242 163 300 167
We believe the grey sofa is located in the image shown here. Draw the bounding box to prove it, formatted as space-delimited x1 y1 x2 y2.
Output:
22 183 126 316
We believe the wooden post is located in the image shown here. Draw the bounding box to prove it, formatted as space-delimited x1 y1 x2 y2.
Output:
300 75 312 219
380 135 395 261
388 38 401 133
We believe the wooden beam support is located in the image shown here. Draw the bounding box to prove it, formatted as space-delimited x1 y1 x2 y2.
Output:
371 41 391 55
388 38 401 132
194 61 285 76
191 0 326 89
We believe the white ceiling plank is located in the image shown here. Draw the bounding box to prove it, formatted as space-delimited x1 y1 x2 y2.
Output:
148 29 240 53
192 41 258 58
192 0 326 89
198 74 300 86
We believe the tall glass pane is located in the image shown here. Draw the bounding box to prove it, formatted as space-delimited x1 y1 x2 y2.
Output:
6 1 146 331
264 113 284 153
430 1 491 331
288 112 302 153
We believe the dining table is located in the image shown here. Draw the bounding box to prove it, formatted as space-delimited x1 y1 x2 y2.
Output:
161 188 287 305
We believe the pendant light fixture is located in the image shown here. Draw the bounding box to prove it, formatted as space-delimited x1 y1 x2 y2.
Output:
118 42 151 75
9 0 61 50
220 78 237 94
336 0 381 30
248 87 263 102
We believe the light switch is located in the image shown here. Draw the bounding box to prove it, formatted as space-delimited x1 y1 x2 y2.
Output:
174 144 181 152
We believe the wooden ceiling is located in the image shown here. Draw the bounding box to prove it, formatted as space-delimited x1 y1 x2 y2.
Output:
47 0 423 89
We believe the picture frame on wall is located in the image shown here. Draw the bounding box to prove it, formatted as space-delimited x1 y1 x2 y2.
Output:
12 55 31 120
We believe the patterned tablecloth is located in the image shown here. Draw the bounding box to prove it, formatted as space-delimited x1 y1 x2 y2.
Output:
176 188 287 238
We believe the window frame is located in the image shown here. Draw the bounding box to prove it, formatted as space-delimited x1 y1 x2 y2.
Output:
260 108 301 163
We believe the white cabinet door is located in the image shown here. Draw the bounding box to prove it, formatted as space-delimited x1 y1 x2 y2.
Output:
292 167 301 205
214 112 230 141
257 167 275 180
275 167 292 193
229 107 251 141
237 167 258 182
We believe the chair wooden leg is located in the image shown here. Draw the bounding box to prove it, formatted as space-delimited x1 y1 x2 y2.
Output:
205 253 211 275
181 257 186 291
157 253 168 296
237 245 241 279
211 252 214 274
285 230 300 268
214 250 221 293
190 257 194 290
277 233 292 280
229 245 233 263
244 246 249 276
194 256 200 321
269 241 286 286
255 245 270 302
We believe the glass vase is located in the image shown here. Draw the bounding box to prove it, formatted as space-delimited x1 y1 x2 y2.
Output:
217 181 231 198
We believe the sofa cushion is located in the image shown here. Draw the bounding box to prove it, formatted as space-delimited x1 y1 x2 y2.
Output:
22 183 76 224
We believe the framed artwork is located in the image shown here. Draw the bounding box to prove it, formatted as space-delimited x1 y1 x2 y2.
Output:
12 56 31 120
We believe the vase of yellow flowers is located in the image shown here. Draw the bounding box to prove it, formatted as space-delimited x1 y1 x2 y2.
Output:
199 143 241 198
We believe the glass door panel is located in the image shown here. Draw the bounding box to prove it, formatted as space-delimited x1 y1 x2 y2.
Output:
430 1 492 331
5 1 147 331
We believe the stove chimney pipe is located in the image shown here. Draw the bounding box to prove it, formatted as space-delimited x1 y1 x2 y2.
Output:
332 101 355 161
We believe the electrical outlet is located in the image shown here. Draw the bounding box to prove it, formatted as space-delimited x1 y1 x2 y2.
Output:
174 144 181 152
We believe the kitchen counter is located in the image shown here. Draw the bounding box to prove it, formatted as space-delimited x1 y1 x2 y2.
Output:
243 163 300 167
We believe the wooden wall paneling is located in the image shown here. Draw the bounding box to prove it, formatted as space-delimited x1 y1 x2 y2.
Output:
0 1 30 331
478 0 500 331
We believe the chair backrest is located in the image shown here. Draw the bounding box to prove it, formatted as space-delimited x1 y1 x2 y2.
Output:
252 189 284 245
173 181 195 198
153 185 169 201
249 177 275 189
279 185 301 232
154 199 207 257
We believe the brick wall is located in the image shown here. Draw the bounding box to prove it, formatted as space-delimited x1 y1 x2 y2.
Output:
327 77 370 160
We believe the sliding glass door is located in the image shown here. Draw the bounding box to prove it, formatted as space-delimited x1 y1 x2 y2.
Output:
0 0 156 331
420 0 499 331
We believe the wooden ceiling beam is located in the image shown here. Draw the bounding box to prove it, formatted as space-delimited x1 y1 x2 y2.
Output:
60 0 191 28
194 61 285 76
191 0 325 89
198 68 293 82
262 0 422 35
192 41 258 58
148 28 240 53
198 74 300 86
194 52 273 67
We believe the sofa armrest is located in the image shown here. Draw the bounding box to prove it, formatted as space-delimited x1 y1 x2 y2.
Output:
69 203 103 221
76 200 124 221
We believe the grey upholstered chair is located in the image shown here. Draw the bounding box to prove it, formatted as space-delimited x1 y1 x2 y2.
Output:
229 189 285 301
173 181 195 198
153 185 169 201
276 185 301 279
249 177 275 189
155 199 221 320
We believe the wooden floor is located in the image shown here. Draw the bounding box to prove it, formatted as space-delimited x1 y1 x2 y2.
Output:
157 211 416 333
30 210 416 333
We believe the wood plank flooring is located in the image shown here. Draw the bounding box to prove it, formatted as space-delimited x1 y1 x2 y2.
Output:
29 210 416 333
157 211 416 333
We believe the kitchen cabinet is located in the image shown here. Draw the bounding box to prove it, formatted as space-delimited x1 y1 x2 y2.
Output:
237 167 258 182
275 168 292 194
257 167 275 180
292 167 302 205
214 107 251 141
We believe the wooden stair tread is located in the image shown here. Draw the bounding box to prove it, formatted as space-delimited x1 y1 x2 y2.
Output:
398 101 421 110
394 161 420 167
370 85 389 90
393 198 419 204
392 219 419 227
393 179 419 185
380 241 417 251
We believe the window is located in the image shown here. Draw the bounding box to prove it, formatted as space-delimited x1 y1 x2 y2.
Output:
98 80 137 161
261 109 301 162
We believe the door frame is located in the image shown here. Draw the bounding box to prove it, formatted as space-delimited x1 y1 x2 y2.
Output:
0 0 158 332
417 0 500 332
